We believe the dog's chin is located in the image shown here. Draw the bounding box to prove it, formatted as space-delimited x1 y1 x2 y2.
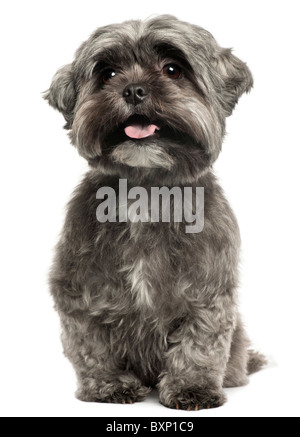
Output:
110 140 175 170
102 114 201 171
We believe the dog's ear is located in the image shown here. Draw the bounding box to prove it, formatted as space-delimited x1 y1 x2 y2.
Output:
44 64 77 129
214 48 253 116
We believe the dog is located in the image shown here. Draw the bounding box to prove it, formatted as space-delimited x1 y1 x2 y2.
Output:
44 15 265 410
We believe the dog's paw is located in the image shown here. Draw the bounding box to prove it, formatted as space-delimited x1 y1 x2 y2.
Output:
100 384 151 404
160 386 226 411
76 377 151 404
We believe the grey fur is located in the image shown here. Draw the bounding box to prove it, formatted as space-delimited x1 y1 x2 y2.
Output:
44 15 265 410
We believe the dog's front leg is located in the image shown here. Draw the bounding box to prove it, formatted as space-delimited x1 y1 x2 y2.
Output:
158 294 236 410
59 316 151 404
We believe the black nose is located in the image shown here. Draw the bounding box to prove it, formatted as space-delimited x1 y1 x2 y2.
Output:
123 83 149 105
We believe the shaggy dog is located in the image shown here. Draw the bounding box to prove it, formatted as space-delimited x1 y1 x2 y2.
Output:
44 15 265 410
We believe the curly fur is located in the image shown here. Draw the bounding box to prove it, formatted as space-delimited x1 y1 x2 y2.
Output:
44 15 265 410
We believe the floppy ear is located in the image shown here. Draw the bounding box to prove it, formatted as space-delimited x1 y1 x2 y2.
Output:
215 48 253 116
43 64 77 129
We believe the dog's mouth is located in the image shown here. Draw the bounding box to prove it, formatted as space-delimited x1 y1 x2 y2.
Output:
103 114 162 150
103 114 193 151
93 113 209 170
124 115 160 139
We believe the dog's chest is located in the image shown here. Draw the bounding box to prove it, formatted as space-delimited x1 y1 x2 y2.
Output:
124 256 155 310
97 218 196 316
118 222 182 313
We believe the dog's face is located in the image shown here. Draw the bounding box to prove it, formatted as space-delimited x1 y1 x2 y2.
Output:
45 15 252 182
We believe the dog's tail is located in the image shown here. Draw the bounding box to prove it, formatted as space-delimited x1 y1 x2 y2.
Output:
247 349 267 375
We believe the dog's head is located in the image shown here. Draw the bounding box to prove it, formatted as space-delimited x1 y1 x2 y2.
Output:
45 15 252 182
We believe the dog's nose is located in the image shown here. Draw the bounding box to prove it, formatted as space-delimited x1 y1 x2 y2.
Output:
123 83 149 105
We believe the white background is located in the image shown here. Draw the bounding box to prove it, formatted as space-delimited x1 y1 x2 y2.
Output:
1 0 299 418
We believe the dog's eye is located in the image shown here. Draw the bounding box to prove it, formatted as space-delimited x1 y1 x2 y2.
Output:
101 69 116 84
162 64 182 79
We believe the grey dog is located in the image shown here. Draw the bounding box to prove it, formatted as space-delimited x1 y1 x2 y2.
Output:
44 15 265 410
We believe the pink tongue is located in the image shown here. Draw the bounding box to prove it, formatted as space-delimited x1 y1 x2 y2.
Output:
124 123 159 139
